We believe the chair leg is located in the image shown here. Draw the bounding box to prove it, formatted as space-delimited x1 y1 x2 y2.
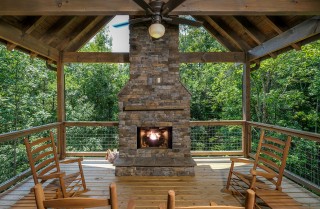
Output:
226 161 235 190
78 161 87 191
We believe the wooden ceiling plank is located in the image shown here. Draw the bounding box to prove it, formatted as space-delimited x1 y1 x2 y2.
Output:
205 16 251 51
46 17 78 45
56 16 98 51
1 0 320 15
0 19 59 61
249 16 320 61
23 16 46 35
39 16 75 43
232 16 265 44
264 16 301 50
65 16 114 52
232 16 276 58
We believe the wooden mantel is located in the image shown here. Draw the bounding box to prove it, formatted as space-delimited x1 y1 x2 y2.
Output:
1 0 320 15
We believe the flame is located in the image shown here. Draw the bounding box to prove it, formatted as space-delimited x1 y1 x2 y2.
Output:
148 130 160 141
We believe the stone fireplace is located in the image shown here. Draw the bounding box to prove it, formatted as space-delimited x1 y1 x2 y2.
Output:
115 22 196 176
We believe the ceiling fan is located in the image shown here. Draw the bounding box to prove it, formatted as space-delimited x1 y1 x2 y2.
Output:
113 0 202 39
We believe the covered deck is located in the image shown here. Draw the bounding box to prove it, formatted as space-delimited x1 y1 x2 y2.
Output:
1 157 319 209
0 0 320 208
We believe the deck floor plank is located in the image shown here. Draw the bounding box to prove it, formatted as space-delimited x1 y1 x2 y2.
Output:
0 157 319 209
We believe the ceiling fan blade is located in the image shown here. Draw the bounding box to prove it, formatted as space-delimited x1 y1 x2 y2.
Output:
133 0 154 14
163 16 203 27
129 17 152 25
113 21 129 28
162 0 186 15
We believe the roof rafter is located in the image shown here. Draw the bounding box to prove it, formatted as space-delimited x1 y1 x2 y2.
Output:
204 16 250 51
232 16 276 58
249 16 320 61
1 0 320 15
57 16 98 51
66 16 114 52
39 16 75 44
264 16 301 50
0 19 59 61
194 16 240 52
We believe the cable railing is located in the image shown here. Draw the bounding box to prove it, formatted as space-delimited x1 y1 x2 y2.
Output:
0 121 319 196
65 121 119 157
190 121 244 156
248 121 320 194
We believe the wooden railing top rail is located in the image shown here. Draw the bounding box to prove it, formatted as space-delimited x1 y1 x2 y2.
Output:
190 120 245 126
0 122 61 143
64 121 119 127
248 121 320 142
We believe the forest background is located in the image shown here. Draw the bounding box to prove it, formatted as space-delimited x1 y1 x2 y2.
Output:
1 25 319 133
0 24 319 189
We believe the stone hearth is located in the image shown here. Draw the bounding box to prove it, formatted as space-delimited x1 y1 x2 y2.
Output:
115 22 195 176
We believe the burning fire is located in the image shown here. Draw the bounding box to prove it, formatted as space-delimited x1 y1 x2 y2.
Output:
147 130 161 141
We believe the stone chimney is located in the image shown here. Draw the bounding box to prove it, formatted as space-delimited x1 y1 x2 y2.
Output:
115 22 195 176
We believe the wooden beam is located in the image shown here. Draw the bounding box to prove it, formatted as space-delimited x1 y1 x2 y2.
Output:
0 19 59 61
6 42 16 51
248 16 320 61
39 16 75 43
264 16 301 50
65 16 114 52
22 16 46 35
232 16 276 58
63 52 130 63
46 17 78 45
194 16 240 52
204 16 249 51
57 16 97 51
1 0 320 15
242 60 251 157
57 52 66 159
180 52 245 63
63 52 245 63
232 16 266 45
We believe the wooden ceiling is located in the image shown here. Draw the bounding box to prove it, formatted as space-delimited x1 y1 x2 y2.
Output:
0 0 320 64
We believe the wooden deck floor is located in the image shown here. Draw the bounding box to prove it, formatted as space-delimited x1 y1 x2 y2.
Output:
0 157 319 209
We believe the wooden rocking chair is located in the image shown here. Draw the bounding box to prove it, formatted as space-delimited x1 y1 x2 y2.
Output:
24 132 88 198
34 182 136 209
225 129 303 208
159 189 255 209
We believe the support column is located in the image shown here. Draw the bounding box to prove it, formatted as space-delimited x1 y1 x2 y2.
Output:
242 58 251 157
57 52 66 160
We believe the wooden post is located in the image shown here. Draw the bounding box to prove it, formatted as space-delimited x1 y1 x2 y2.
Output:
242 57 251 157
57 51 66 160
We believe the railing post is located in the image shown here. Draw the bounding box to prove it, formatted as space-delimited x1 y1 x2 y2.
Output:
57 51 66 160
242 58 251 157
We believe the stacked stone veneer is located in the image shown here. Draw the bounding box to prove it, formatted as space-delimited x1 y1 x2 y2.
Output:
115 23 195 176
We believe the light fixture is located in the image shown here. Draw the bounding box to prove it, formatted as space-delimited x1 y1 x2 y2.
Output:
148 23 165 39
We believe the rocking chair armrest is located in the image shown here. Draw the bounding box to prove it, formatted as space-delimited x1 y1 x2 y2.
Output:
250 169 278 179
43 198 109 208
38 172 66 180
230 157 255 164
60 158 83 164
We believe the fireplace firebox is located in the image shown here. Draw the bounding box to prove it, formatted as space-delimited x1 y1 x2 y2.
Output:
137 127 172 149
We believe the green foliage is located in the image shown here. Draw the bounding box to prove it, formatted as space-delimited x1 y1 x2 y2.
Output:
251 40 320 132
0 46 57 134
